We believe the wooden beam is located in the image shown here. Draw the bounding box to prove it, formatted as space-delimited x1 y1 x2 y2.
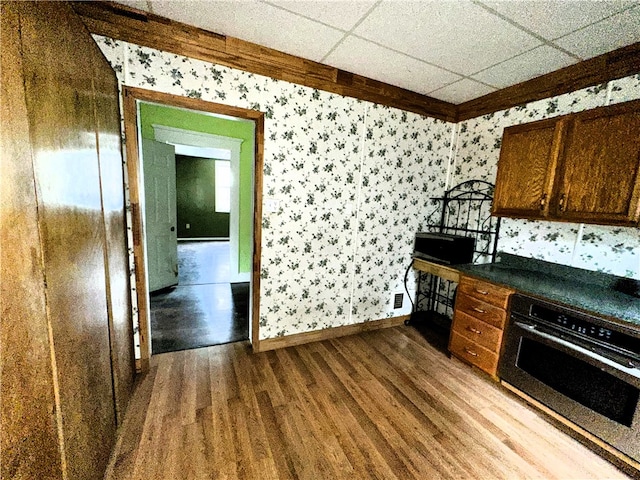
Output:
458 42 640 121
71 1 457 122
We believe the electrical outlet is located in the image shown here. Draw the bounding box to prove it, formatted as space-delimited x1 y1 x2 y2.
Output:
265 198 280 212
186 223 190 229
393 293 404 309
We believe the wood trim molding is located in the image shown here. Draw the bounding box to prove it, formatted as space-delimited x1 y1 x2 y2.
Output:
255 315 410 353
71 1 457 122
458 42 640 121
122 86 264 369
73 3 640 124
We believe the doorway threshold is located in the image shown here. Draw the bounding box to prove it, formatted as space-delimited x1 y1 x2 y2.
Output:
178 237 230 242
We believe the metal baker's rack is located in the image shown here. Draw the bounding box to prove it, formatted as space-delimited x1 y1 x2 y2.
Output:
410 180 501 330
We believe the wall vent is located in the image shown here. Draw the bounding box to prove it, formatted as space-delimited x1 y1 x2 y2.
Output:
393 293 404 309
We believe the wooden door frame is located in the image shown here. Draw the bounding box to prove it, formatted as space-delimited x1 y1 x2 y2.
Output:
122 86 264 371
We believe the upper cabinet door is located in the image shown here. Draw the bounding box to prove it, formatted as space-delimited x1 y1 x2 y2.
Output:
554 101 640 226
492 118 565 219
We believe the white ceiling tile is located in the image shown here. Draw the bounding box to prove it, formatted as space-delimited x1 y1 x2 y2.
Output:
353 0 542 75
115 0 151 11
554 6 640 59
267 0 377 31
472 45 578 89
428 79 497 104
479 0 635 40
324 36 462 95
150 0 345 61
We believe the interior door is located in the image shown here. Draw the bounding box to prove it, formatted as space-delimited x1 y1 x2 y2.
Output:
143 139 179 291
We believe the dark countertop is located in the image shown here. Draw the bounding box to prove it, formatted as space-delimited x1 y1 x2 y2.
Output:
456 253 640 329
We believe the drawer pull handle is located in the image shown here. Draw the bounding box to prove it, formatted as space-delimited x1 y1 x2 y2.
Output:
472 307 485 314
463 347 478 357
466 326 482 335
475 289 489 295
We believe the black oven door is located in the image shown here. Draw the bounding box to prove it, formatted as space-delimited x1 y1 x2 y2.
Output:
499 316 640 463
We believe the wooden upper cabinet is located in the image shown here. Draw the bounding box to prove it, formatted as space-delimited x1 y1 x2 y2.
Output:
492 118 565 219
492 99 640 226
554 102 640 225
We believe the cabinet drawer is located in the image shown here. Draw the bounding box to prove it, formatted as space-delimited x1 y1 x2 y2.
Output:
455 293 508 329
452 311 503 353
449 331 499 376
459 276 513 309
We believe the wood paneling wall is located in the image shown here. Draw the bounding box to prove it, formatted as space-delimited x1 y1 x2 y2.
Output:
0 4 64 478
0 2 134 478
92 28 136 426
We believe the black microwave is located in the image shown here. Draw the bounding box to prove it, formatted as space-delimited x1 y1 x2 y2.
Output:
413 232 475 265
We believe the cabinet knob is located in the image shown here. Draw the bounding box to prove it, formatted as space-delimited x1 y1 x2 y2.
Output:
539 193 547 211
558 193 566 212
472 307 486 314
463 347 478 357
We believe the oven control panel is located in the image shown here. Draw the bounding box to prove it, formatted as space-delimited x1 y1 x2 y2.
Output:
527 302 639 358
531 305 613 340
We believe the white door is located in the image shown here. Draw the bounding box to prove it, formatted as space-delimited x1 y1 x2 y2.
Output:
142 139 178 292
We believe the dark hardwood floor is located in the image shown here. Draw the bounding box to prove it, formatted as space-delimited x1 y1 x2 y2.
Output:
150 241 249 354
106 326 631 479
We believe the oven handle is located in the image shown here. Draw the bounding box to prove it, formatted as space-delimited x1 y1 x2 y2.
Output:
513 320 640 379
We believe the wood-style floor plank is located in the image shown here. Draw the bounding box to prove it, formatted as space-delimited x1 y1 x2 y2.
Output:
105 326 633 480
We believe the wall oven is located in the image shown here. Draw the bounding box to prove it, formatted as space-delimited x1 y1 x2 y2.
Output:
499 294 640 463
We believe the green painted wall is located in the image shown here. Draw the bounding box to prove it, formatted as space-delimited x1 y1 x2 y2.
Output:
175 155 229 238
140 102 254 273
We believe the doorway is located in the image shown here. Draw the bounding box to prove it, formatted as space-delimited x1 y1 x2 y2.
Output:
149 240 250 353
122 87 264 370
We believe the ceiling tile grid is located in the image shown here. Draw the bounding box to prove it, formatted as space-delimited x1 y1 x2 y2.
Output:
112 0 640 104
324 36 462 95
471 45 578 89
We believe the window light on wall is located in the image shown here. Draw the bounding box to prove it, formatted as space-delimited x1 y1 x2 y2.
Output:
215 159 231 213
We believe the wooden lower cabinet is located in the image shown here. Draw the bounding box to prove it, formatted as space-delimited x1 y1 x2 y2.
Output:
449 276 514 378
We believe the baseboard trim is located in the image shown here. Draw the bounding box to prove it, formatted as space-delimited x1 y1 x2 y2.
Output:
254 315 410 353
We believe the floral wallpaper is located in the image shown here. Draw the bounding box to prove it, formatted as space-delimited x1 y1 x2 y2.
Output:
94 35 452 342
95 34 639 348
352 104 454 322
451 75 640 280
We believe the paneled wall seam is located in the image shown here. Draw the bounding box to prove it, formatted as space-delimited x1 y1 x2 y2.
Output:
445 123 460 192
348 102 369 324
16 10 70 477
605 81 614 106
92 74 120 428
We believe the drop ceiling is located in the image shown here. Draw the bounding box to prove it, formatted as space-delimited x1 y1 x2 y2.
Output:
113 0 640 104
